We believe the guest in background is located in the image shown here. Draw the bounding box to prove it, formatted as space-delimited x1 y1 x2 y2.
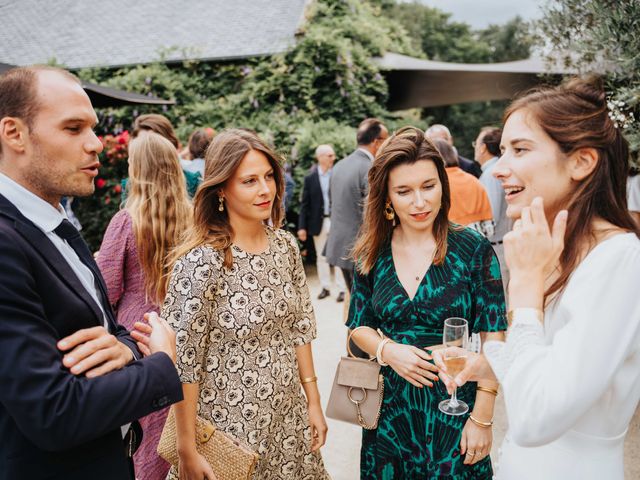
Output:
298 144 347 302
433 139 494 237
180 127 215 178
325 118 388 292
163 129 329 479
131 114 201 197
475 127 511 286
426 124 482 178
97 131 192 480
348 126 506 479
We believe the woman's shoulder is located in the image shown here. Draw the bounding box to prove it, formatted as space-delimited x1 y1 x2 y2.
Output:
588 232 640 265
102 209 133 241
447 225 492 257
176 243 224 269
271 226 298 248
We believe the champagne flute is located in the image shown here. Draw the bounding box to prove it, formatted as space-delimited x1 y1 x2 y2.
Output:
438 317 469 416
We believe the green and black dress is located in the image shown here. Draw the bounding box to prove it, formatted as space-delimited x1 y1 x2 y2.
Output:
346 227 507 479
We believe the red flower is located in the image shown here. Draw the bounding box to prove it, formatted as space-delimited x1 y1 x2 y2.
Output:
104 195 111 205
96 178 107 189
113 184 122 194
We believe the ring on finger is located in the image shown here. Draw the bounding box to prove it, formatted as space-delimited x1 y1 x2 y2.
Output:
467 451 476 457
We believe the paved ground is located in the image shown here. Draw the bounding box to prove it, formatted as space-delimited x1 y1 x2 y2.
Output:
304 266 640 479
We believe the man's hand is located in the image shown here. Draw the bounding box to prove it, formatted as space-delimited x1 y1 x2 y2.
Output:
297 229 307 242
131 312 177 363
58 326 133 378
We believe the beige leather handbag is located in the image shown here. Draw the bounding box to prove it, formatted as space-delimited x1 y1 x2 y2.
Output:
325 327 385 430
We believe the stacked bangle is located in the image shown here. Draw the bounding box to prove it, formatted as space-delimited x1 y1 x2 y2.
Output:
476 386 499 397
376 338 392 366
300 376 317 385
469 414 493 428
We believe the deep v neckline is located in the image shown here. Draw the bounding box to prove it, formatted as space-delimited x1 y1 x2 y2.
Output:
388 244 434 302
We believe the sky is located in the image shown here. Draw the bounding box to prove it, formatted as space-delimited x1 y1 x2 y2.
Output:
413 0 546 29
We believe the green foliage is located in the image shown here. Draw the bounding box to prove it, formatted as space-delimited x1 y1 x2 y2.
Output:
537 0 640 165
71 0 536 247
74 132 129 251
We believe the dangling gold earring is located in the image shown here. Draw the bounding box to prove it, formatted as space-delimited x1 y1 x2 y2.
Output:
218 195 224 212
384 201 396 226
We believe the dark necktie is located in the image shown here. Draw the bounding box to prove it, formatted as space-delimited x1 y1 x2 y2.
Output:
54 219 116 328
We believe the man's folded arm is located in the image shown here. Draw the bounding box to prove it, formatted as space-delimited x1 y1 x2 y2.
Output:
0 241 183 452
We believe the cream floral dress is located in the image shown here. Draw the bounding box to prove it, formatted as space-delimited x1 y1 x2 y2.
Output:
163 227 330 479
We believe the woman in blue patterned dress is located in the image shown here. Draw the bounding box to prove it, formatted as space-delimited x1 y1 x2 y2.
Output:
347 126 507 479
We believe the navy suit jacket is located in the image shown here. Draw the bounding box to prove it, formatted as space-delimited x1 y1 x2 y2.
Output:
298 169 325 237
0 194 183 480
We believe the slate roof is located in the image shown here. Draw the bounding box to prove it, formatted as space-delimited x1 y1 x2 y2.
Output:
0 0 309 69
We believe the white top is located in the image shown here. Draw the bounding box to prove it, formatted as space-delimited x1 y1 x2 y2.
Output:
0 173 108 329
628 175 640 212
485 233 640 479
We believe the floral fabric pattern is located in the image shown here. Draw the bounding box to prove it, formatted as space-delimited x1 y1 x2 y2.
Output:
163 227 329 479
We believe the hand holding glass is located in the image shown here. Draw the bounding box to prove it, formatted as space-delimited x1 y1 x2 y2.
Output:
438 317 469 416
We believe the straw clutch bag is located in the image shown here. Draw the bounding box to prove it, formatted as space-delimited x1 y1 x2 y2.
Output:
157 407 259 480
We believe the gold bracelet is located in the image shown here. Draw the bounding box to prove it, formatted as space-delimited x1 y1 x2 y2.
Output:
469 414 493 428
300 376 318 385
476 386 499 397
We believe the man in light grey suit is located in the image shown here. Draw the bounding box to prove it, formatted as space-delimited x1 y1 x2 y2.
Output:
325 118 388 291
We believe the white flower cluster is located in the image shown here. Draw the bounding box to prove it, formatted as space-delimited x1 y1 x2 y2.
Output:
607 98 636 129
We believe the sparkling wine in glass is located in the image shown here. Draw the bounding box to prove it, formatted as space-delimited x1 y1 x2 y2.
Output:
438 317 470 416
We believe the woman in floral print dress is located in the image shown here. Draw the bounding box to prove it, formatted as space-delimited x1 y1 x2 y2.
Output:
162 129 330 480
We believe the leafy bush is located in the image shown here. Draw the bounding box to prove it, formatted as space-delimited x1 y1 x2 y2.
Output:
75 131 129 250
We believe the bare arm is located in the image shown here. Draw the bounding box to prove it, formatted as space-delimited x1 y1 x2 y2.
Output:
351 327 439 388
296 343 327 451
175 383 216 480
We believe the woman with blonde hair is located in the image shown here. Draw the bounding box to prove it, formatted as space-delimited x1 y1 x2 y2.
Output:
97 131 192 480
162 128 330 479
347 126 507 479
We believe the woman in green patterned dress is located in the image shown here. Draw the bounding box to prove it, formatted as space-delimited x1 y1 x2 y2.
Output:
348 127 507 479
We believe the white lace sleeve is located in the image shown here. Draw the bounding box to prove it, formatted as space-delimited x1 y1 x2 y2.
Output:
484 313 545 380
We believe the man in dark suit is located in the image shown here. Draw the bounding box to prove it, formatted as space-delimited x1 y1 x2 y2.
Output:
324 118 388 291
298 144 346 302
426 124 482 178
0 66 183 480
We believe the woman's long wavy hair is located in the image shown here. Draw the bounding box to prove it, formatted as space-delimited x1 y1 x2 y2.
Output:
352 126 452 274
165 129 285 287
504 76 640 302
125 132 192 305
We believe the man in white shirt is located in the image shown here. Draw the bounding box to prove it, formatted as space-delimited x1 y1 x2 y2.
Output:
475 126 511 287
0 65 181 480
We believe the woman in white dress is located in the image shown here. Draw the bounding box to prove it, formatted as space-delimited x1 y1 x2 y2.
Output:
433 77 640 479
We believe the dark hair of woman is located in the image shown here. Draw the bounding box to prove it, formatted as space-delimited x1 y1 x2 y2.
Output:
352 126 452 274
505 76 640 301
